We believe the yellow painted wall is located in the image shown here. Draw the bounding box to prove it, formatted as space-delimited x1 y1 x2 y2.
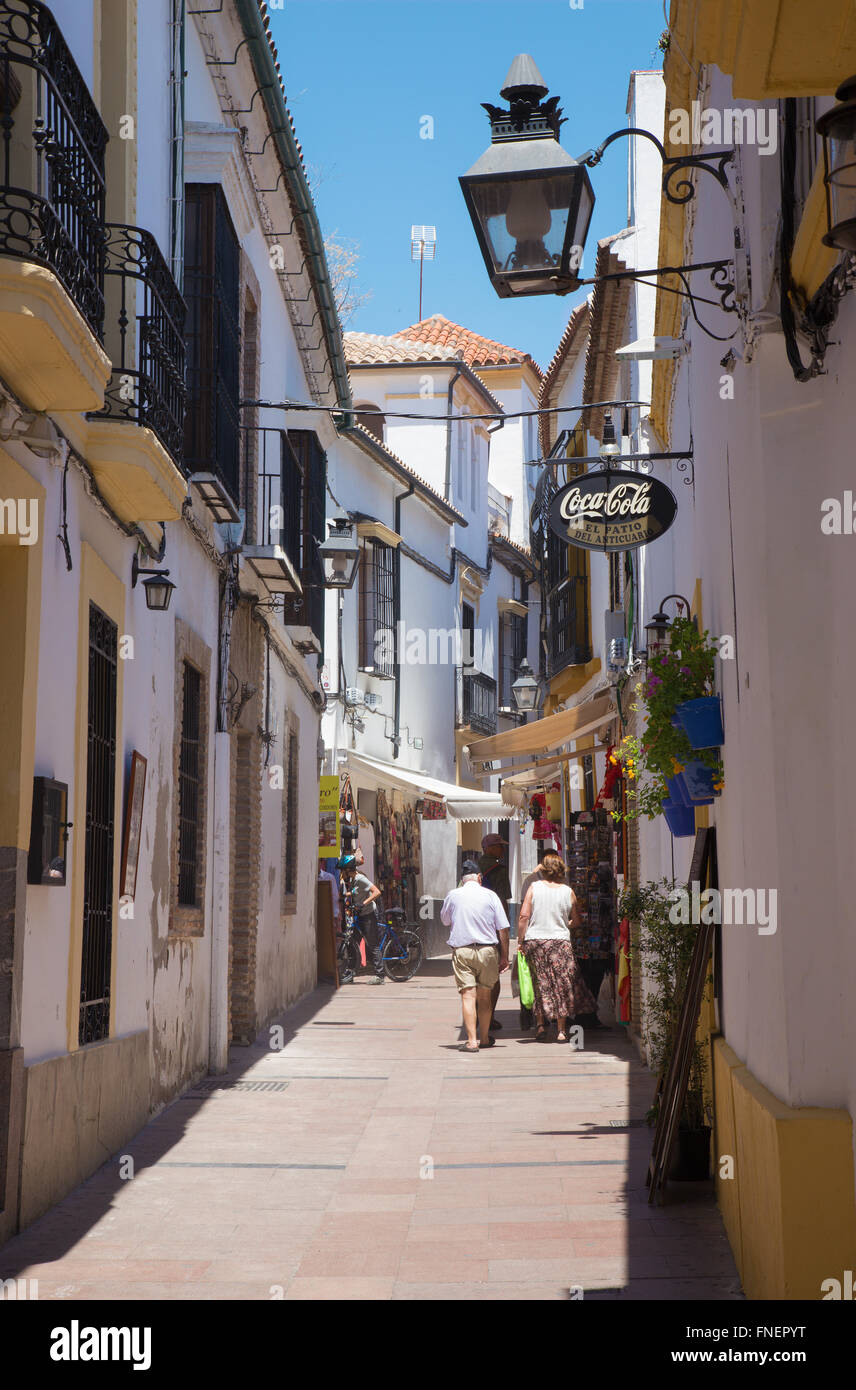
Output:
0 448 44 851
712 1035 856 1299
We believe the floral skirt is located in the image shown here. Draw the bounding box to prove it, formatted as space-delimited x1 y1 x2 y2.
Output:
524 939 597 1031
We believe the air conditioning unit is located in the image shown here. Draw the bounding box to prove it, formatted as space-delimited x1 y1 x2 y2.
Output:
345 687 364 706
608 637 628 670
363 692 381 709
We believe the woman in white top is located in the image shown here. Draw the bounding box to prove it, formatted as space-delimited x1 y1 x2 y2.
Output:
517 853 596 1042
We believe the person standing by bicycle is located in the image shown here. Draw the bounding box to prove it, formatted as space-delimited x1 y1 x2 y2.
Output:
339 855 385 985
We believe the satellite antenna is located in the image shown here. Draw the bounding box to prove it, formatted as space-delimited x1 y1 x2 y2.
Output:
410 225 436 320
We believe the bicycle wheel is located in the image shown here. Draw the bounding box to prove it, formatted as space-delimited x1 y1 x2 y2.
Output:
382 929 423 982
337 934 360 981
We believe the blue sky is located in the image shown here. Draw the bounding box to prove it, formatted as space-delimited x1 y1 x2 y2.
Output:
272 0 666 370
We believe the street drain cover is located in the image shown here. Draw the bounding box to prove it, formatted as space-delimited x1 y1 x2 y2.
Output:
183 1079 289 1097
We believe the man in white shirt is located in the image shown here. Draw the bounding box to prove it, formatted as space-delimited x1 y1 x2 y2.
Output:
441 861 510 1052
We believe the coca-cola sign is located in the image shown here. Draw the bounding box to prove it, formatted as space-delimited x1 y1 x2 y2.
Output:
547 468 677 552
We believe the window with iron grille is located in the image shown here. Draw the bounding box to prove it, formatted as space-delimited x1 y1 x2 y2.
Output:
359 540 395 676
498 610 526 709
178 661 202 907
183 183 241 498
283 431 326 645
582 753 596 810
79 603 117 1047
282 715 299 910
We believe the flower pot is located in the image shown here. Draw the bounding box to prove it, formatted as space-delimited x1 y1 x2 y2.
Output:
675 696 724 749
682 760 716 804
669 1125 712 1181
662 799 695 837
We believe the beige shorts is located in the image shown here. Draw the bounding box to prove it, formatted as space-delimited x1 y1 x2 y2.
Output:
452 944 500 992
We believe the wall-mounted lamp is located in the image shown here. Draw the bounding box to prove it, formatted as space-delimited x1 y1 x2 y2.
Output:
318 510 360 589
643 593 694 663
511 657 544 714
131 553 176 611
817 76 856 252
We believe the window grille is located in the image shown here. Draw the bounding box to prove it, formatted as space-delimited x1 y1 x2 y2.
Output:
79 603 118 1046
358 539 395 675
178 661 202 906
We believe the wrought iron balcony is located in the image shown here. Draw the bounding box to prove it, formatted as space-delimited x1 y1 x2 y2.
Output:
460 669 498 736
240 425 303 595
547 574 592 675
0 0 107 338
89 223 186 464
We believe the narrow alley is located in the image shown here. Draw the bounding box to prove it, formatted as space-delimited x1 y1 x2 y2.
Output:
0 966 740 1302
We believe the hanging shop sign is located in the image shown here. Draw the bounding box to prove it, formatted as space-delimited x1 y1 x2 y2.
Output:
318 775 341 858
548 467 677 553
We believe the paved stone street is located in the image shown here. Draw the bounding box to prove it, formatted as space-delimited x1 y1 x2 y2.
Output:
0 960 742 1301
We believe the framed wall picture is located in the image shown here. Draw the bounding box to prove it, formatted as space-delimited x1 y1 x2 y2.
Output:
120 751 147 900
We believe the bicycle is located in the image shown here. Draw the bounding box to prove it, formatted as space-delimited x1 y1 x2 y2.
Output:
337 903 423 983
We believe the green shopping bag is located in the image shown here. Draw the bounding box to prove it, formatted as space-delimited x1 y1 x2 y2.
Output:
516 948 535 1010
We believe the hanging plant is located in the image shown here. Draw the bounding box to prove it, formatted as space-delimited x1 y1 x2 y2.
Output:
614 618 724 821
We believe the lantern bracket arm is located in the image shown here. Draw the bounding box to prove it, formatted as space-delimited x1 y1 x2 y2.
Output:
559 261 739 342
578 127 735 207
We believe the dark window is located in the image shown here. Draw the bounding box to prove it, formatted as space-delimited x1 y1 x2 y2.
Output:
359 540 395 675
183 184 241 497
609 552 623 611
80 604 117 1046
546 542 590 673
178 661 202 906
283 720 299 902
582 753 595 810
461 602 475 668
283 431 327 645
354 402 384 442
499 610 526 709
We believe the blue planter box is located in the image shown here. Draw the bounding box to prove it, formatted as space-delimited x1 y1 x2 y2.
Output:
666 774 689 806
675 696 724 749
682 760 716 804
662 799 695 837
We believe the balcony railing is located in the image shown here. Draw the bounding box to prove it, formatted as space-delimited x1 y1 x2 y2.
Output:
0 0 107 338
548 574 592 674
460 670 498 736
89 223 186 464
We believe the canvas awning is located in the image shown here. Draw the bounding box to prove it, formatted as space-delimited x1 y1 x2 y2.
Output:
344 751 517 822
466 692 616 766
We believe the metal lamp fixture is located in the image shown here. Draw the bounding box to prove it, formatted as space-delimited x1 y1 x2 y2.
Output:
643 593 693 662
816 77 856 251
461 54 741 333
599 411 621 459
459 54 595 298
131 553 176 611
318 510 360 589
511 656 544 713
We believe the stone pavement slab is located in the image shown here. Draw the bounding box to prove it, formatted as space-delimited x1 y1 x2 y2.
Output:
0 960 743 1302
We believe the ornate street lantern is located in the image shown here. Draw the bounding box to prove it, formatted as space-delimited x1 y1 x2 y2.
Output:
511 657 544 713
318 510 360 589
459 54 595 298
816 77 856 252
643 594 693 663
131 554 175 611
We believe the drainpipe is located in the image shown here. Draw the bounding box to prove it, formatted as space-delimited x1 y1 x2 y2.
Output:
209 554 238 1075
393 482 416 759
444 364 465 502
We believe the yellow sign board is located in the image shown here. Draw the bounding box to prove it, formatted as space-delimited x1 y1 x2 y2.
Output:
318 775 341 858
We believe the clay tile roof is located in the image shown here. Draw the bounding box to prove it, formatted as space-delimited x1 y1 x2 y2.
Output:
393 315 543 378
255 2 308 179
538 299 590 457
343 332 463 366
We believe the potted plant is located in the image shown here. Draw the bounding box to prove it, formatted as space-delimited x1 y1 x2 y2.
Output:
619 878 712 1178
613 618 724 823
